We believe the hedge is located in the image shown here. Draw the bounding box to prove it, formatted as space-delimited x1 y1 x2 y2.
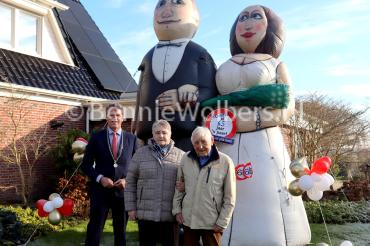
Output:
304 201 370 224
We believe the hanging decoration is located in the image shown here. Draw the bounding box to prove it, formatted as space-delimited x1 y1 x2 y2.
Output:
288 156 335 201
36 193 74 225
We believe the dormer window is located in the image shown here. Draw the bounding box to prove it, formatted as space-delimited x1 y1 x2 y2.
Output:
0 2 41 55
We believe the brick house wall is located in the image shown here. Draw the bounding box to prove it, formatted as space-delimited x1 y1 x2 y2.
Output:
0 97 85 203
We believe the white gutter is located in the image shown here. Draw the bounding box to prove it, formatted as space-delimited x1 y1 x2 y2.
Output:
0 81 108 106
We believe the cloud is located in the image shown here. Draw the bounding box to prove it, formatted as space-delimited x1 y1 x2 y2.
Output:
339 84 370 97
136 1 156 14
112 27 156 47
323 64 370 77
284 0 370 48
197 27 224 41
105 0 126 8
320 53 370 78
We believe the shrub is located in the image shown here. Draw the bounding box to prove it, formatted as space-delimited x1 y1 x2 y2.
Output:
304 201 370 224
49 128 89 176
0 205 79 244
57 174 90 218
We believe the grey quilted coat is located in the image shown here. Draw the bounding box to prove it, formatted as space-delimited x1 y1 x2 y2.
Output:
125 139 184 222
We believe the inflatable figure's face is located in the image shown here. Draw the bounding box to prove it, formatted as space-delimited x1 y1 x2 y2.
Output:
235 5 268 53
154 0 199 41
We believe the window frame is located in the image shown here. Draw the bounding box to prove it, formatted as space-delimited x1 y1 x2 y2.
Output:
0 2 42 56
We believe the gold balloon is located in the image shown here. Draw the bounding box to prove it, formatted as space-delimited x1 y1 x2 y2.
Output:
288 179 304 196
48 193 60 201
73 153 84 164
316 243 330 246
48 210 62 225
71 141 87 154
289 157 309 178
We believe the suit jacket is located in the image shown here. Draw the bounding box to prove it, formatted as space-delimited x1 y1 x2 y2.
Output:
134 41 218 149
81 129 137 197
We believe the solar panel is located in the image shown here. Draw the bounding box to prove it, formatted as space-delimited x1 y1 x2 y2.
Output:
107 60 137 92
56 0 137 93
82 53 123 91
85 29 120 61
61 21 99 55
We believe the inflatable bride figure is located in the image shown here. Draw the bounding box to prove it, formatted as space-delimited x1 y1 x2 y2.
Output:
203 5 311 246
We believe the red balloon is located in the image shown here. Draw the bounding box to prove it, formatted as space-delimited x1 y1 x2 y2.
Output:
311 157 331 174
58 198 74 217
37 207 48 217
35 199 47 210
321 156 332 166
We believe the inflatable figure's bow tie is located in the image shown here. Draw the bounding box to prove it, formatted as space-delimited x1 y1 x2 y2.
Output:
157 42 184 48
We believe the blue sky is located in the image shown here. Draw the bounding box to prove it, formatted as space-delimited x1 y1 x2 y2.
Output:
81 0 369 114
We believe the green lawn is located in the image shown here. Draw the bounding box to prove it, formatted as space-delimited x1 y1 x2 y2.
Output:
309 223 370 245
29 220 139 246
29 221 370 245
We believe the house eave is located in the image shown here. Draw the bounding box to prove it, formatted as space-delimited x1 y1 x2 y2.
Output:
0 81 108 105
1 0 68 15
37 0 69 10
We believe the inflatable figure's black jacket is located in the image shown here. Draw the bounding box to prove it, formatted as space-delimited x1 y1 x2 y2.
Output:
134 41 217 151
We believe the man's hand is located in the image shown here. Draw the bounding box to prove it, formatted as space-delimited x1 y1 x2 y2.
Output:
128 210 137 221
213 224 224 233
176 212 184 225
176 176 185 192
100 177 114 188
113 178 126 190
178 84 199 107
156 89 180 111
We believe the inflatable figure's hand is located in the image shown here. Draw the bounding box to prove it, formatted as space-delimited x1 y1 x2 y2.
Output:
157 89 181 111
178 84 199 107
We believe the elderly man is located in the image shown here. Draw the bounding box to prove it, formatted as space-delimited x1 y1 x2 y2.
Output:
172 127 236 246
125 120 184 246
81 104 137 246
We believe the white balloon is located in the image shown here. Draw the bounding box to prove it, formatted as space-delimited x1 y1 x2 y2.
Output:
317 175 331 191
311 172 322 182
298 175 314 191
307 188 323 201
43 201 55 213
52 197 64 209
323 173 335 185
340 241 353 246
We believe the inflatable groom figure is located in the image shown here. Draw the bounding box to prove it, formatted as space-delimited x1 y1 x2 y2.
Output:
134 0 217 151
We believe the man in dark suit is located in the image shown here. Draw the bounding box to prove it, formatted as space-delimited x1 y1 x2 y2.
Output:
81 104 137 246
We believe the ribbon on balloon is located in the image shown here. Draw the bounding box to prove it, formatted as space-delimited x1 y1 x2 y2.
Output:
288 156 334 201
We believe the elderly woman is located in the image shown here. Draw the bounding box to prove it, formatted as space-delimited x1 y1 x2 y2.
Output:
172 127 236 246
125 120 184 246
202 5 311 246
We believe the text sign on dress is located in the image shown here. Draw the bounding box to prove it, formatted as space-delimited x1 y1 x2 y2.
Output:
205 108 236 144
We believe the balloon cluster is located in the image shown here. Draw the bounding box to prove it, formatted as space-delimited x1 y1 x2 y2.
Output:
288 156 334 201
71 137 88 163
36 193 74 225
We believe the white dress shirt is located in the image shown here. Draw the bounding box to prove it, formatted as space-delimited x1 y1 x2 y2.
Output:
152 38 190 84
